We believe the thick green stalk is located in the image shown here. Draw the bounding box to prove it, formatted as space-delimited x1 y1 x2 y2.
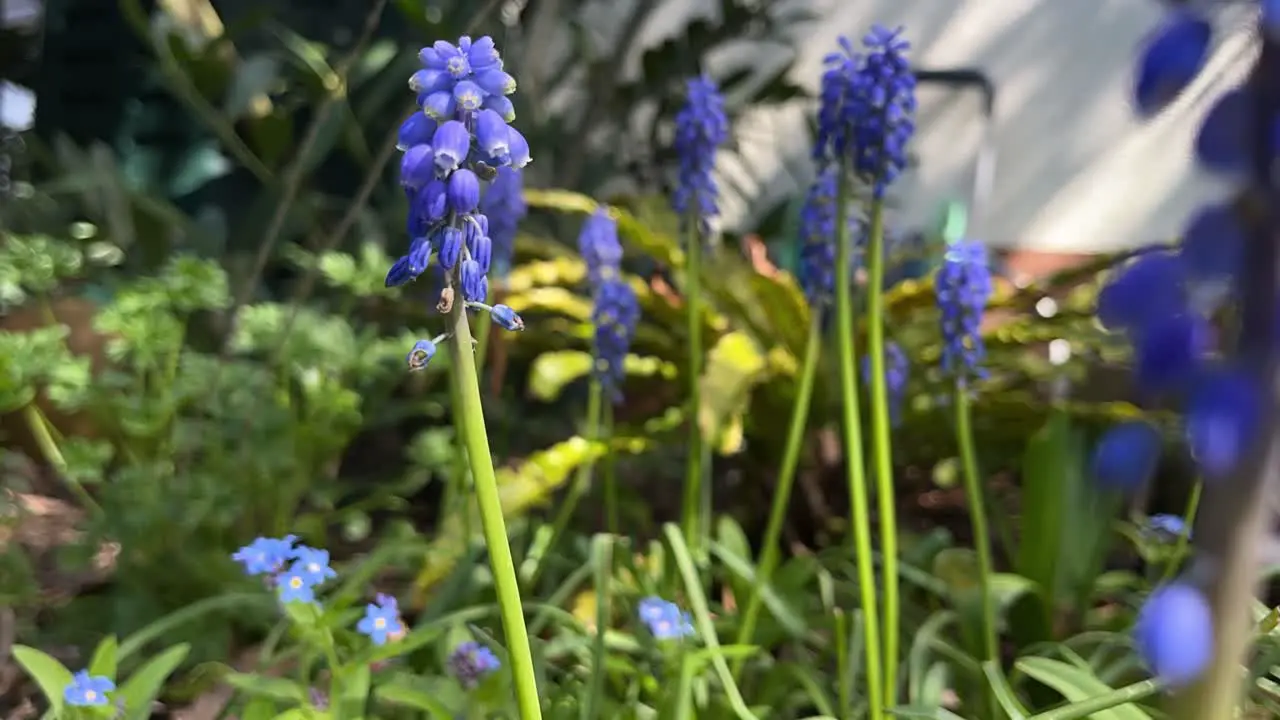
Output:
863 200 900 704
731 313 822 678
680 221 706 553
446 302 543 720
834 168 884 719
955 385 1000 717
603 400 618 534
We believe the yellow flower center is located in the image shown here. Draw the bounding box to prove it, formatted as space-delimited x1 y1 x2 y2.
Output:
85 691 97 702
374 617 386 629
289 576 303 589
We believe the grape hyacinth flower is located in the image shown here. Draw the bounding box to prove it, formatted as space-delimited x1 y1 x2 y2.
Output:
578 209 623 288
815 25 917 195
637 596 696 640
479 166 526 278
1132 10 1214 117
64 671 114 707
1091 420 1163 494
591 277 640 402
861 341 908 426
1134 583 1214 686
449 641 501 689
934 241 993 382
797 167 864 310
671 74 729 228
357 593 406 646
389 35 531 369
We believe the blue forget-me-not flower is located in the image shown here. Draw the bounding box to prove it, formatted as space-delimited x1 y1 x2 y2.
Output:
1135 582 1213 687
64 671 114 707
934 241 993 381
815 26 917 196
449 641 501 689
1146 513 1190 539
232 534 297 576
637 596 696 640
358 593 406 646
389 35 531 369
672 74 729 230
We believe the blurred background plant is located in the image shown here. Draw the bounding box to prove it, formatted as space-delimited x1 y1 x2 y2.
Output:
1 0 1267 718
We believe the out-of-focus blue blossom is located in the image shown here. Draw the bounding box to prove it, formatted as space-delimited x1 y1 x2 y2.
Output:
1096 251 1189 334
862 341 909 426
1186 368 1262 478
592 278 640 402
480 166 526 278
232 535 297 576
934 241 992 380
290 546 337 586
1134 312 1212 394
1092 421 1163 493
798 167 863 308
1180 203 1243 294
1135 583 1213 686
449 641 501 689
276 563 318 604
815 26 917 196
1132 10 1213 117
1146 514 1190 539
64 671 114 707
357 594 405 646
391 35 530 364
637 596 696 640
579 209 623 287
672 74 729 228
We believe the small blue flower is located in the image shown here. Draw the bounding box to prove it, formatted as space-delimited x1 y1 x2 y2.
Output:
637 596 695 640
479 166 526 278
290 546 337 586
579 209 623 287
232 535 297 576
816 26 917 196
797 167 863 308
357 594 405 646
1132 10 1213 117
1146 514 1190 539
592 278 640 402
1091 421 1163 493
276 564 318 604
397 113 437 151
1180 203 1243 292
490 303 524 331
1135 583 1213 686
672 74 729 228
449 641 501 689
1186 368 1261 478
407 339 436 371
447 168 481 213
1134 312 1211 394
399 144 436 190
935 241 992 380
64 671 114 707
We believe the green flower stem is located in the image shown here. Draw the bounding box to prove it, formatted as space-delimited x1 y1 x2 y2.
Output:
527 376 604 587
680 220 706 555
731 312 822 679
1158 479 1202 586
1026 678 1164 720
603 400 619 535
21 403 101 516
473 308 494 380
863 199 901 704
834 167 884 719
955 383 1000 717
445 301 543 720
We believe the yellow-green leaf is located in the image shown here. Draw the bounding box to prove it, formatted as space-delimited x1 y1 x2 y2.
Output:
528 350 678 402
522 189 683 268
698 331 769 455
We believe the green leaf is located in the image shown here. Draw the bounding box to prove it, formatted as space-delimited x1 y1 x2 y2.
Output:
118 643 190 720
119 593 273 661
11 645 74 714
890 707 967 719
331 663 371 720
699 331 770 455
225 672 308 703
243 698 279 720
707 541 806 638
1015 658 1152 720
528 350 677 402
373 676 459 717
88 635 119 680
